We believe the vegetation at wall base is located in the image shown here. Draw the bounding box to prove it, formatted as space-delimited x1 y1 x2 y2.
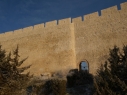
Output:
43 79 66 95
27 79 67 95
67 69 93 88
0 45 32 95
66 69 94 95
1 44 127 95
94 45 127 95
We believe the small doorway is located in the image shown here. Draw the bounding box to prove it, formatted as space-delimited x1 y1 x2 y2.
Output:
79 61 89 72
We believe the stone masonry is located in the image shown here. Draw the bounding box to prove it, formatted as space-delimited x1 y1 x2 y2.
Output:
0 2 127 76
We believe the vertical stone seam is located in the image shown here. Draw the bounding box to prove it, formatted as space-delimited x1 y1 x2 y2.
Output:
70 23 77 68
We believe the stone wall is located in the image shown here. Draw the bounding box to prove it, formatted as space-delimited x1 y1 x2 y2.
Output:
0 2 127 75
73 2 127 74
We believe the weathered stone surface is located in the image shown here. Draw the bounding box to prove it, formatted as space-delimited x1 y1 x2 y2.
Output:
0 2 127 76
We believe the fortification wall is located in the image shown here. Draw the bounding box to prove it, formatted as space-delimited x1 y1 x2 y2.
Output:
0 18 76 76
0 2 127 75
73 2 127 74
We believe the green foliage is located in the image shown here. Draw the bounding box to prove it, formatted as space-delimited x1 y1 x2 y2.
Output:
109 46 127 84
0 45 32 95
28 79 67 95
67 69 93 88
94 45 127 95
43 79 66 95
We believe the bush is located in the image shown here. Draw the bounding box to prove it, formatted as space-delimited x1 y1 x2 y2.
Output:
43 79 66 95
27 79 67 95
66 69 93 88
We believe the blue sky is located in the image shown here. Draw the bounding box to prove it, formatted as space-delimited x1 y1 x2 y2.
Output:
0 0 127 33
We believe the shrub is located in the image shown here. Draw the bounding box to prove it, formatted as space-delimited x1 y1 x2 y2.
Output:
43 79 66 95
66 69 93 88
27 79 67 95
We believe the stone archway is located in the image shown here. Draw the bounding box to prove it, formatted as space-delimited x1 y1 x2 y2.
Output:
79 60 89 72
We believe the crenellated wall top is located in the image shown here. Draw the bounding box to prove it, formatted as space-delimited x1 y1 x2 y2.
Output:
0 2 126 39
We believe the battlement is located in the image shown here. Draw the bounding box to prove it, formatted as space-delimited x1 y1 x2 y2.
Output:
58 18 71 25
0 1 127 40
101 6 118 16
0 1 127 76
121 2 127 11
84 12 99 20
34 23 44 29
45 20 57 27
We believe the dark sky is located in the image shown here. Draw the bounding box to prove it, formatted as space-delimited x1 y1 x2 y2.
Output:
0 0 127 33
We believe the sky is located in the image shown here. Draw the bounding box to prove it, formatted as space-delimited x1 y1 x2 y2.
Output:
0 0 127 33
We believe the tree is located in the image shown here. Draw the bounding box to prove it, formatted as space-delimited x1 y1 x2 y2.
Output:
94 45 127 95
0 45 32 95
